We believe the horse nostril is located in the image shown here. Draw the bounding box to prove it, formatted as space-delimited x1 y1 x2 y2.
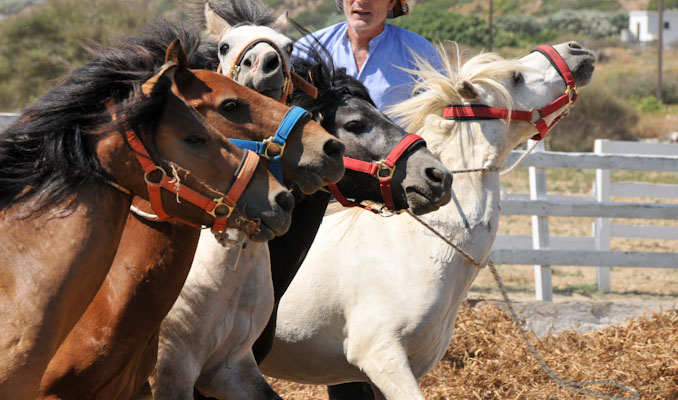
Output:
425 167 446 184
569 42 582 50
263 52 280 73
323 139 345 159
275 190 295 213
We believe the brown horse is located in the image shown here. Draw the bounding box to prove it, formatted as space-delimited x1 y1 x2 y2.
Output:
0 31 310 398
36 23 344 400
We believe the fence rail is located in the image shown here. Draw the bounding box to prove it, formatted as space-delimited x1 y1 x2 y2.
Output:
492 139 678 301
0 113 18 128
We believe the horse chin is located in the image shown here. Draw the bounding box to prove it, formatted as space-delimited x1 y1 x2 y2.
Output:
573 62 595 87
262 87 284 101
405 188 443 216
249 223 276 242
293 168 328 195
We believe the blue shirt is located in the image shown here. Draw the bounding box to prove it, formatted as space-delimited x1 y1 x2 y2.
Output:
293 22 443 116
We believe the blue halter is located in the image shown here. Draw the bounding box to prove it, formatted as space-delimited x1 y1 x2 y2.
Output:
229 105 309 185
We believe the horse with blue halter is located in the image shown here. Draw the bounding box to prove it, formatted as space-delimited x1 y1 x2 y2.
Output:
35 20 345 400
150 7 453 397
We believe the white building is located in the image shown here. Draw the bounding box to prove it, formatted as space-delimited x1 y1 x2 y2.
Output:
629 10 678 46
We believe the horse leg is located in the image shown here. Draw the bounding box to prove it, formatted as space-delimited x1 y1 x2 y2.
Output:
327 382 375 400
347 341 425 400
195 353 281 400
148 352 200 400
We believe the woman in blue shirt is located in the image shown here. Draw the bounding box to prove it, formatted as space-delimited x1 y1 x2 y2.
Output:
293 0 444 116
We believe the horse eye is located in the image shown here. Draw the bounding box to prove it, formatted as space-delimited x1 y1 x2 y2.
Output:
219 43 230 55
285 43 293 55
184 135 207 145
220 100 239 112
513 72 523 85
344 120 365 133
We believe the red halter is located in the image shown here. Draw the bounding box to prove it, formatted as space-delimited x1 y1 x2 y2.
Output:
443 45 578 141
328 134 424 214
224 37 318 103
105 99 258 232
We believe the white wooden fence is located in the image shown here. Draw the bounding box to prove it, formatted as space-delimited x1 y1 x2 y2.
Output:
492 139 678 301
0 113 18 128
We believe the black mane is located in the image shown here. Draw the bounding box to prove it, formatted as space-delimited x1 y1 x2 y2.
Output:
203 0 278 28
0 20 205 213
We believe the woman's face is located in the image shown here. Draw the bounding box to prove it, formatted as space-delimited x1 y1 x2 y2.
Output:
343 0 396 34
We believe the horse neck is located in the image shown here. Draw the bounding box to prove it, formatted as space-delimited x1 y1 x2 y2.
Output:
419 121 518 260
268 191 331 299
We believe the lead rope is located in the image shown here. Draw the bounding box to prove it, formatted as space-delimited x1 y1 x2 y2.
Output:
404 145 639 400
407 211 638 400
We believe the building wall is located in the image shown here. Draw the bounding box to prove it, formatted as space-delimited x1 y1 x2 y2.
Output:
629 10 678 45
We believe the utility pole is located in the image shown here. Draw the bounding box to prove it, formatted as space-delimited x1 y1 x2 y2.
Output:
488 0 494 51
658 0 663 101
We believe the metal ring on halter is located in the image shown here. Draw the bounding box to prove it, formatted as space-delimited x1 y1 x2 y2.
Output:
528 108 542 126
207 197 235 219
373 161 396 179
143 166 168 185
566 86 578 104
378 205 405 217
262 136 286 160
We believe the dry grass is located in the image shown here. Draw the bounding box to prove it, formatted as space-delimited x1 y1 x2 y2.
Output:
267 303 678 399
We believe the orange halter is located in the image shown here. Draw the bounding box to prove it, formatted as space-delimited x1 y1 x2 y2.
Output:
105 99 258 232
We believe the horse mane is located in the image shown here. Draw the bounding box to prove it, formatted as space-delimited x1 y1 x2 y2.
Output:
121 19 220 71
389 44 528 140
201 0 278 28
0 21 191 213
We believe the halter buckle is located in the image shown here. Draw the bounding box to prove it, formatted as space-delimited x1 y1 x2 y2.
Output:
207 196 235 219
229 65 240 80
373 161 395 179
262 136 286 160
566 86 578 104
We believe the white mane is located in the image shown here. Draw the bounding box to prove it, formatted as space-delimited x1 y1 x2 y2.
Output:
389 45 529 152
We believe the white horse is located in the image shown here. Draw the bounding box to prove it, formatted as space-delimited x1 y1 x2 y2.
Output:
204 0 292 101
259 42 596 399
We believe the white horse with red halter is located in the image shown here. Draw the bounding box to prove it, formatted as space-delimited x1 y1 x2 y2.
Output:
260 42 595 400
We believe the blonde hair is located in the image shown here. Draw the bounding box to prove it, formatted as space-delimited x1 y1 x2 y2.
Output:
389 44 529 142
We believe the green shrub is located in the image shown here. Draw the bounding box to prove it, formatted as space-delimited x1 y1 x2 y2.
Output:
0 0 171 111
546 83 639 152
536 0 621 15
647 0 678 10
605 70 678 104
545 10 628 39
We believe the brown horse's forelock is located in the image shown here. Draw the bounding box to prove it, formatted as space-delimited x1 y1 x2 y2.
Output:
0 40 173 214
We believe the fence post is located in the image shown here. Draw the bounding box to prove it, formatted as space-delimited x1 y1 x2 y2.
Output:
529 140 552 301
594 139 611 292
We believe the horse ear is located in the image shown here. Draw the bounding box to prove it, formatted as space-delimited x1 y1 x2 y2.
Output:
272 11 289 35
165 39 188 69
205 2 232 41
309 63 324 88
457 80 479 100
141 62 178 96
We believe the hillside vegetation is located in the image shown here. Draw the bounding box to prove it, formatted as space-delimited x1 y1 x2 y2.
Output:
1 0 676 149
